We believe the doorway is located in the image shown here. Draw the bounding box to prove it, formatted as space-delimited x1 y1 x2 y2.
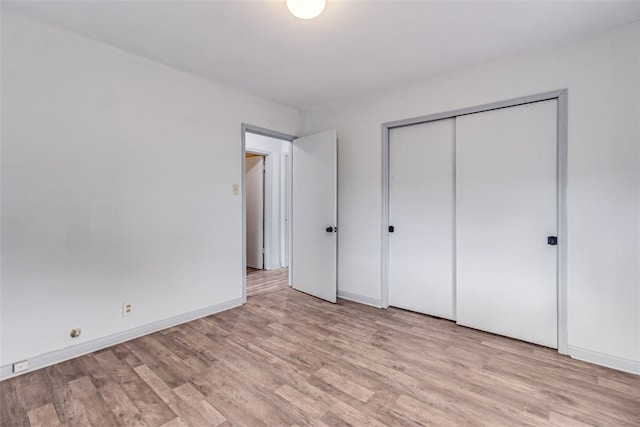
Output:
241 124 339 304
242 125 295 302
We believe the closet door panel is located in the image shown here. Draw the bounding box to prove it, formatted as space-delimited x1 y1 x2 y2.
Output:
456 100 558 348
389 119 455 320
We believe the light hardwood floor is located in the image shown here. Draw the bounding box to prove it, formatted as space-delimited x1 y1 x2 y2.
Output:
2 268 639 426
247 267 288 298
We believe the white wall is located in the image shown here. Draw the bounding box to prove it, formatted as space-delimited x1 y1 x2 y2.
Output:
246 133 290 269
0 12 299 376
301 23 640 371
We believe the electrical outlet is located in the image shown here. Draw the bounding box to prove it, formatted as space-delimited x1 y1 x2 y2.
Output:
13 360 29 373
123 302 133 317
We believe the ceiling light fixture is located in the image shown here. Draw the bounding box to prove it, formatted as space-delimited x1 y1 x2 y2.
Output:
286 0 326 20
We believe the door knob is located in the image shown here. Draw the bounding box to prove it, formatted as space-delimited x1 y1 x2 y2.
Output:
326 227 334 232
547 236 557 245
389 225 395 233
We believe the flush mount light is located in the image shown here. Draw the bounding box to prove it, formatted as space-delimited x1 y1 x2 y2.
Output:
286 0 326 20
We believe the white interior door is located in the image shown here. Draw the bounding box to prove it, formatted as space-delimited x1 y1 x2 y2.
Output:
389 119 455 320
291 130 337 302
246 155 264 269
456 100 558 348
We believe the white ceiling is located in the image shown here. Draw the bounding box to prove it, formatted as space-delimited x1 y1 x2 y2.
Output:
3 1 639 110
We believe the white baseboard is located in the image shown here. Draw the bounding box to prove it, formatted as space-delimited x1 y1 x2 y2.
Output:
568 346 640 375
337 290 382 308
0 297 243 381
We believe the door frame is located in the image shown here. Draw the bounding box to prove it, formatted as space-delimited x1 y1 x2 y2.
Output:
381 89 568 354
241 124 296 303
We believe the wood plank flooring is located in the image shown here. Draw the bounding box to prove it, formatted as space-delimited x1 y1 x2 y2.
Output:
247 267 288 298
2 268 639 426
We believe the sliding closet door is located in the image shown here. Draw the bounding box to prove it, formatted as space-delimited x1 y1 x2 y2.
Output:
456 100 558 348
389 119 455 320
